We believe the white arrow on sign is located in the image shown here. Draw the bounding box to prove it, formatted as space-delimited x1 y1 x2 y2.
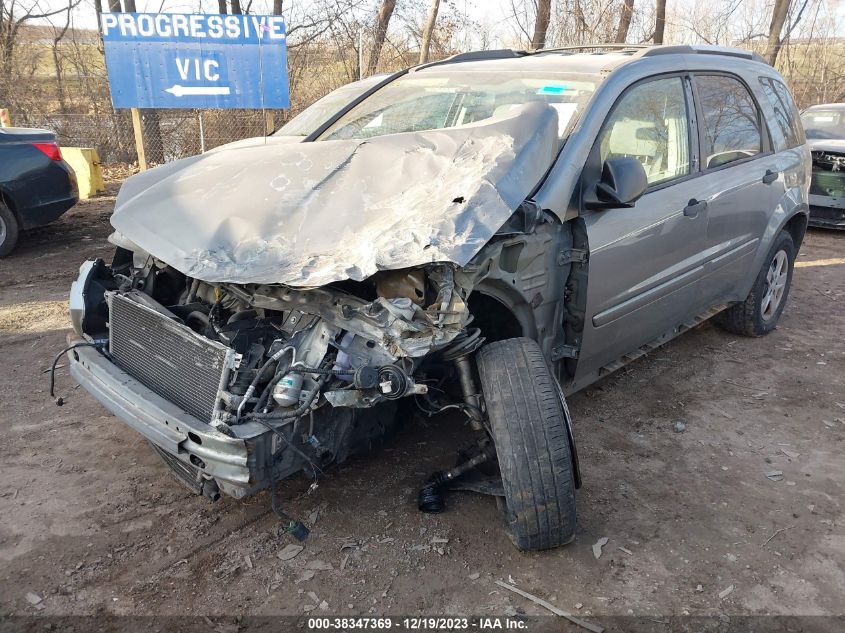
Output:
165 84 231 97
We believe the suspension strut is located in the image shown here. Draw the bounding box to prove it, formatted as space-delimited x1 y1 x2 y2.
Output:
440 328 485 430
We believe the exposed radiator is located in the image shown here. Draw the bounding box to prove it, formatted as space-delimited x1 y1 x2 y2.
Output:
108 292 236 422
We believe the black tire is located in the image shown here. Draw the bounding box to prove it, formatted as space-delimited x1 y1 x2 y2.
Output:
0 201 19 258
476 337 576 550
714 231 796 337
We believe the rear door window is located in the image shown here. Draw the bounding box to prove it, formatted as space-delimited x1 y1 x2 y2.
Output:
695 75 763 169
597 76 690 187
759 77 804 150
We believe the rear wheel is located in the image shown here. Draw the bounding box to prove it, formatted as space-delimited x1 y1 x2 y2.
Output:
714 231 795 337
476 337 576 550
0 201 19 258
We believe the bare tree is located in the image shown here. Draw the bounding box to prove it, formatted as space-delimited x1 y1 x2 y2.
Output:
231 0 242 15
506 0 534 46
0 0 77 82
218 0 228 14
273 0 283 14
766 0 792 65
107 0 120 12
544 0 625 46
50 2 73 113
531 0 551 49
93 0 103 32
615 0 634 43
366 0 395 76
419 0 440 64
673 0 746 45
654 0 666 44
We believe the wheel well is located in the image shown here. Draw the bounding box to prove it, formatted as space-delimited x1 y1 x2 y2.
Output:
0 190 19 221
468 293 523 343
784 212 808 248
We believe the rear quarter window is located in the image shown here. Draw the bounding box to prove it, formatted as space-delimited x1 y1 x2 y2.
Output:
758 77 805 151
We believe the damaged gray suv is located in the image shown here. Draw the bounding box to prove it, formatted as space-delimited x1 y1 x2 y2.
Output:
64 44 810 550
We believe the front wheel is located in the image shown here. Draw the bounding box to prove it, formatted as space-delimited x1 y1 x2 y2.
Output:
476 337 577 550
714 231 796 337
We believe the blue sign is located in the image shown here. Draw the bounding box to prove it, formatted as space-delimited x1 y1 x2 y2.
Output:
101 13 289 109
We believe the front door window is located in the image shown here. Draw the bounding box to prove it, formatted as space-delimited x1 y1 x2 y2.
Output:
598 77 690 187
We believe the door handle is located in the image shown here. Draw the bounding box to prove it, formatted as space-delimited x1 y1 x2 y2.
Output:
683 198 707 218
762 169 779 184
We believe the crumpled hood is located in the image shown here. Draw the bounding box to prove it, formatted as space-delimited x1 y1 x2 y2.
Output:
111 102 559 287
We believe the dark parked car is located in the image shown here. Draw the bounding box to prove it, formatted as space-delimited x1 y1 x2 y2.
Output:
0 127 78 256
65 44 809 550
800 103 845 228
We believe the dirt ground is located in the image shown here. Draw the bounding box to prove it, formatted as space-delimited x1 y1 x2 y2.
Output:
0 186 843 630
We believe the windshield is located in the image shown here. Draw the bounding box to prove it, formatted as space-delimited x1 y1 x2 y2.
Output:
275 77 384 137
318 70 597 142
801 110 845 140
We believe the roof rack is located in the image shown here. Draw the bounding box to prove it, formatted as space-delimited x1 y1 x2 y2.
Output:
534 44 649 55
413 49 529 72
411 43 768 72
534 43 767 64
634 44 767 64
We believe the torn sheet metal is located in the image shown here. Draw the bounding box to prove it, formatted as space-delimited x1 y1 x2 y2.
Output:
110 102 559 287
809 139 845 211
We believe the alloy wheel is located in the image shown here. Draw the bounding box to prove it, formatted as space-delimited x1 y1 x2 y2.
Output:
761 250 789 321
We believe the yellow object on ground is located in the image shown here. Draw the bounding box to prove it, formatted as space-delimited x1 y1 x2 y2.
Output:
63 147 105 199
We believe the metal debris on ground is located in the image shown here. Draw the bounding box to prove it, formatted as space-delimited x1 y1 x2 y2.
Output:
618 546 633 555
295 570 315 584
305 559 333 571
718 585 735 599
672 419 687 433
765 470 784 482
494 580 604 633
761 525 796 548
592 537 609 559
25 592 42 606
277 544 304 561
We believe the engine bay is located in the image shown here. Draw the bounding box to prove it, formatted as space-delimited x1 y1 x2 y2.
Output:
70 246 476 438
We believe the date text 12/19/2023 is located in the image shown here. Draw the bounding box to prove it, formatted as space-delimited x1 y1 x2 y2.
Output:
306 617 530 630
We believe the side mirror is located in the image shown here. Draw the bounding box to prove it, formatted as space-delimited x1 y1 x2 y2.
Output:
585 156 648 210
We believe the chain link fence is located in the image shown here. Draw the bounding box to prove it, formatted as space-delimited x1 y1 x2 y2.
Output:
17 110 281 170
